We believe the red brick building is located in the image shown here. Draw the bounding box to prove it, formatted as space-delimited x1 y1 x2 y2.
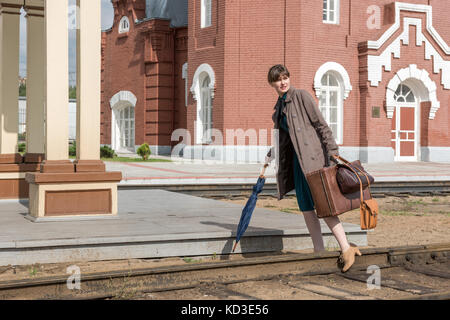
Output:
101 0 450 163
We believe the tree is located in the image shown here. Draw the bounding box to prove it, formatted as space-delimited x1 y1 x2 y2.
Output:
69 86 77 99
19 84 26 97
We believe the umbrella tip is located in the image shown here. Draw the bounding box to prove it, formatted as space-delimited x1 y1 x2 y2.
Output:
232 242 238 253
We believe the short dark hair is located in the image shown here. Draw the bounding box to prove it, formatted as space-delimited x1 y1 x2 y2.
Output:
267 64 290 83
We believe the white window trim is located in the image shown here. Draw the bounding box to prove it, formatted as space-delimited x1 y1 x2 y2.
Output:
119 16 130 34
319 74 343 145
182 63 188 107
386 64 439 119
201 0 212 28
314 62 352 99
190 64 215 144
314 62 351 145
323 0 340 25
110 91 137 152
116 106 135 151
200 78 213 143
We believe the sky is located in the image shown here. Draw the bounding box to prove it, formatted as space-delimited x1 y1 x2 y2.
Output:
19 0 114 84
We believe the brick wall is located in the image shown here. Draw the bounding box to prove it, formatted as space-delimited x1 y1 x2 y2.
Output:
102 0 450 156
101 0 187 150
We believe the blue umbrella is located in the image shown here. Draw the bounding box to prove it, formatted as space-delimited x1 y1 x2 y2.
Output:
232 164 268 252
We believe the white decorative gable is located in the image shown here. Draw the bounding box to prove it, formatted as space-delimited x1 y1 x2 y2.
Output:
386 64 440 119
367 2 450 89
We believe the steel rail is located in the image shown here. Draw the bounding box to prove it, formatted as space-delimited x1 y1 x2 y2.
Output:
0 243 448 300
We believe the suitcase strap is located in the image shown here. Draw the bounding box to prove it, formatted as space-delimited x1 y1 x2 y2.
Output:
319 170 333 214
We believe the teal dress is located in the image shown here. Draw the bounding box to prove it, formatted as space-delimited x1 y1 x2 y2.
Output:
279 93 315 212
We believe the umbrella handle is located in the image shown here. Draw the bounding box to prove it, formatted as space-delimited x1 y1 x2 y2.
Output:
259 163 269 178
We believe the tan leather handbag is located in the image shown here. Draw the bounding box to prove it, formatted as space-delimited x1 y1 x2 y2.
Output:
360 198 378 230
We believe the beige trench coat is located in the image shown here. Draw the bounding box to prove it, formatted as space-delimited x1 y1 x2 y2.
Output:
266 87 339 200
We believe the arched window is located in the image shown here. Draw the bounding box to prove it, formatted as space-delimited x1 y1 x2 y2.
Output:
119 16 130 34
319 72 342 144
191 63 215 145
394 84 416 103
201 76 213 143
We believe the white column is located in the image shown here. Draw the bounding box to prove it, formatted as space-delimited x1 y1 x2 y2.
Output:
76 0 101 161
43 0 69 161
24 0 44 156
0 1 21 155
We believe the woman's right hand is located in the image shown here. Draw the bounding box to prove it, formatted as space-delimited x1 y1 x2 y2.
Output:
265 147 275 165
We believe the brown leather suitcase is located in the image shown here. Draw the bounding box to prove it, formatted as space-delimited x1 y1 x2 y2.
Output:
306 165 372 218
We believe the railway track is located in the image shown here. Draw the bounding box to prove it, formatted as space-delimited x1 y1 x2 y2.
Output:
118 180 450 199
0 243 448 300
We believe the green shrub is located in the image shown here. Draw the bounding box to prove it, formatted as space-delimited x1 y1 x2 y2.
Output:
18 132 26 142
69 143 117 158
100 145 116 158
69 142 76 157
18 143 26 153
137 143 151 160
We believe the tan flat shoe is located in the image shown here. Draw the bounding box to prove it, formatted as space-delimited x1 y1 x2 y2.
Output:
339 243 362 273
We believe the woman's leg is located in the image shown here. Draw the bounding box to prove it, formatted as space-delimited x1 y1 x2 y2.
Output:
323 216 350 252
302 210 325 252
292 151 326 252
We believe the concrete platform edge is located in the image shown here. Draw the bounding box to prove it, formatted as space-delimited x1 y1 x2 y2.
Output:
0 231 367 267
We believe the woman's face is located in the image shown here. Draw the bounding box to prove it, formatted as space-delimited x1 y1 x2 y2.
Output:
271 75 290 96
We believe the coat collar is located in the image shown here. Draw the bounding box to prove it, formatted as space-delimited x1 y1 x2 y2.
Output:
284 86 295 103
273 86 295 109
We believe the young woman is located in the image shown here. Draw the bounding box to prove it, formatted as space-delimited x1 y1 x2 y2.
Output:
266 64 361 272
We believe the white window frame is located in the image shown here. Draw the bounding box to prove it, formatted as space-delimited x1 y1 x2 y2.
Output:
119 16 130 34
319 73 343 145
201 0 212 28
117 105 135 151
190 64 215 145
323 0 339 24
110 91 137 152
200 76 213 144
182 63 188 107
314 62 352 145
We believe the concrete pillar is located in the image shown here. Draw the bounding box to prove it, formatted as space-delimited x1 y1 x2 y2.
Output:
25 0 121 220
40 0 73 173
0 1 41 200
0 1 21 159
74 0 105 172
24 0 45 162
